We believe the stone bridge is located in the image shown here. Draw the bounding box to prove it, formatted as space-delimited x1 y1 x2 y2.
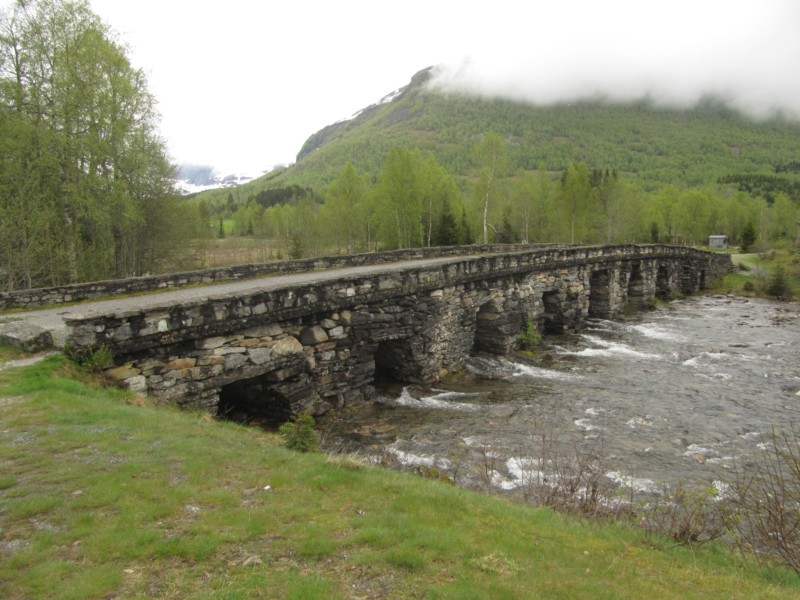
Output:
62 245 730 422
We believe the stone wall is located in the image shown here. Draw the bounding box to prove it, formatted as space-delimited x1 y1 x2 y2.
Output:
0 243 566 311
65 245 727 354
60 245 730 416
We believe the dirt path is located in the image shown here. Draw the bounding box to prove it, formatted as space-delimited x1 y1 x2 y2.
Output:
0 353 55 372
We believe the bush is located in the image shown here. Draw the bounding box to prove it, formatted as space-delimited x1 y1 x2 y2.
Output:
767 267 792 300
729 425 800 574
513 430 622 519
518 319 541 351
638 483 734 545
65 344 113 373
279 412 320 453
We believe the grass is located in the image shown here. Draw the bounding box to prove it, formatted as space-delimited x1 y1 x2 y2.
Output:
708 247 800 297
0 345 27 362
1 354 799 599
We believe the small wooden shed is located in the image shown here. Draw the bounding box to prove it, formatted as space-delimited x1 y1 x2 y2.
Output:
708 235 728 249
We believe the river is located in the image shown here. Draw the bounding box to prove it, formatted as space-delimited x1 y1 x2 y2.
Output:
321 295 800 501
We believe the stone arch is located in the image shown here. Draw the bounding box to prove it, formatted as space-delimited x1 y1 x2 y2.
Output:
626 262 645 308
589 269 612 318
374 338 423 383
217 374 310 427
539 290 566 333
473 299 515 354
656 264 671 299
680 264 696 294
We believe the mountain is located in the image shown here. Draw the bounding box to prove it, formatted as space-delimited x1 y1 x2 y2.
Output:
200 67 800 201
175 164 257 195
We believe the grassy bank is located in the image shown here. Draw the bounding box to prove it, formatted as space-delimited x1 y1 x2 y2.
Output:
1 355 798 599
709 247 800 298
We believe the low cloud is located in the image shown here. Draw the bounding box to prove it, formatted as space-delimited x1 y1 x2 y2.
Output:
429 0 800 120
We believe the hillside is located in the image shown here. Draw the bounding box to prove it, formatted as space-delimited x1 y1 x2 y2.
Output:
211 67 800 200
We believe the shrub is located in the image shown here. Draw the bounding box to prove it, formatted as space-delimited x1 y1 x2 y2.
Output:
279 412 320 453
65 344 113 373
729 425 800 574
518 319 541 351
767 267 792 300
638 483 734 545
514 429 622 519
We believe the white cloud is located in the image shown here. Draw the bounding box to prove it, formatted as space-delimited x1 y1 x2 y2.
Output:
7 0 795 173
431 0 800 119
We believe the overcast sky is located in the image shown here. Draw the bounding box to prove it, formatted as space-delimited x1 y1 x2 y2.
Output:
82 0 800 176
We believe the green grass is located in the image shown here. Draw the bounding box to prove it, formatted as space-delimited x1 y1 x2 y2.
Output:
717 248 800 297
1 355 798 599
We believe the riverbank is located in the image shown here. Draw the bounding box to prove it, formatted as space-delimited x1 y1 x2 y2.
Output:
712 248 800 298
1 353 798 598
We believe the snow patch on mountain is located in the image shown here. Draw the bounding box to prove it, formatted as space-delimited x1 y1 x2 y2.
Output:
335 86 405 124
175 164 260 194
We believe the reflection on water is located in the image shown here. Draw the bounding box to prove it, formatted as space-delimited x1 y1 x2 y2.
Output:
321 296 800 499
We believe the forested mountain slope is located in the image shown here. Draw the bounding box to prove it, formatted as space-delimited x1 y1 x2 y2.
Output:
190 67 800 266
242 66 800 196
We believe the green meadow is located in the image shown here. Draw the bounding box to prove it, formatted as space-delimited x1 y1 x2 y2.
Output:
1 354 798 599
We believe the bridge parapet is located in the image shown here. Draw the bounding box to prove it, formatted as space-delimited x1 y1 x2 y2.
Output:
0 243 568 311
61 245 729 417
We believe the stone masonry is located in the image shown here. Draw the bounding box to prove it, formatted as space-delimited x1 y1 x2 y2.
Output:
62 245 730 420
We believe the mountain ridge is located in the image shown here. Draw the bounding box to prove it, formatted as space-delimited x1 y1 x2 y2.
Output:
195 67 800 203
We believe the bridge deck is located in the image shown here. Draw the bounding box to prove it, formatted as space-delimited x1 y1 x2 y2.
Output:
2 255 482 346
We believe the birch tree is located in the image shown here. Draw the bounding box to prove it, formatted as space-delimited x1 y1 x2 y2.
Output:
472 132 508 244
0 0 179 288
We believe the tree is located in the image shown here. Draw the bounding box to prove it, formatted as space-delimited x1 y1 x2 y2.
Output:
591 169 626 243
560 162 593 243
374 148 424 249
651 186 680 244
676 189 712 245
472 132 508 244
323 162 369 253
432 198 461 246
418 153 461 247
459 207 474 245
0 0 178 288
509 168 535 243
765 193 797 241
650 221 660 243
740 220 756 252
767 267 791 300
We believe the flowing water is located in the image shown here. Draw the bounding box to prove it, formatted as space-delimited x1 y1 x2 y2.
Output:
321 295 800 499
